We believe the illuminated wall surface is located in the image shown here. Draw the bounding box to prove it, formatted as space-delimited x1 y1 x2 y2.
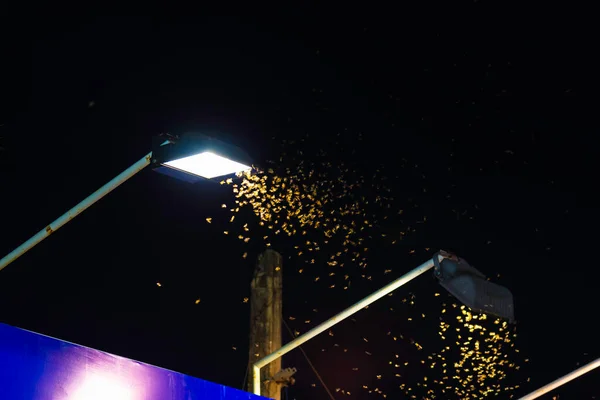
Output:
0 323 268 400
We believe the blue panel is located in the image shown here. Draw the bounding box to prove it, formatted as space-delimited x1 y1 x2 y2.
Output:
0 323 268 400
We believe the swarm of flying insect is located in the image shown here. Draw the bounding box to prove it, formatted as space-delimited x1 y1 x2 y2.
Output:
361 293 526 399
203 133 527 398
211 135 422 290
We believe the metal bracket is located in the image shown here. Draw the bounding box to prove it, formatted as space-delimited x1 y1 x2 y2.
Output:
433 249 458 279
269 367 297 387
157 132 179 146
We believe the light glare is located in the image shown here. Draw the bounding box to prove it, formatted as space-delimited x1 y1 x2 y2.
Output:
163 151 251 179
71 373 136 400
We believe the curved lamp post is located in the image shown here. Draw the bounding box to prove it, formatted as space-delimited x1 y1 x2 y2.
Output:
252 251 516 396
0 133 251 272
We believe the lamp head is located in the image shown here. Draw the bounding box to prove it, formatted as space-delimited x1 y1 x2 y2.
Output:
434 251 515 322
151 133 252 182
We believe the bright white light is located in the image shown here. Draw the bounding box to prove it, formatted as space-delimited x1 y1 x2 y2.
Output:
163 151 251 179
70 373 136 400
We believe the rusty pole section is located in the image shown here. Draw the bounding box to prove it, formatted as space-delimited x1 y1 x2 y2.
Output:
0 152 153 272
248 249 283 400
252 256 438 396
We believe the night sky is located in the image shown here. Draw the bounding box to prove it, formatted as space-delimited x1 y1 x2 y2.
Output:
1 11 598 399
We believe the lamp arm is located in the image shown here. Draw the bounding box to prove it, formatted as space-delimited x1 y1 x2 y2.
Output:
0 152 152 272
251 256 440 396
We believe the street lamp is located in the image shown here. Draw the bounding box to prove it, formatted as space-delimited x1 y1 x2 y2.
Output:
0 133 251 272
252 250 515 397
151 133 252 182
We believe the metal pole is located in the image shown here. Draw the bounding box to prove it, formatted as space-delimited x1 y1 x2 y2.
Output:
518 358 600 400
0 152 153 272
252 257 436 396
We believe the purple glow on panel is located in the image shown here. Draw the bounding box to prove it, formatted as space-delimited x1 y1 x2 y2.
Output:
0 323 267 400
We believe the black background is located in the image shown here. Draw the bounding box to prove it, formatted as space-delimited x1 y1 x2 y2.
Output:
1 8 598 399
